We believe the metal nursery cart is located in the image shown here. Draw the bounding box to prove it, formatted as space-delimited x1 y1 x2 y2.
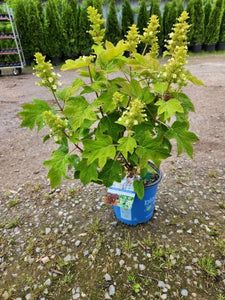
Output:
0 4 25 76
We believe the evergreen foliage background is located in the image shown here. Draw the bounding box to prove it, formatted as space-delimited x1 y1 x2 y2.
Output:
105 0 121 45
204 0 224 45
2 0 225 65
121 0 134 36
187 0 204 45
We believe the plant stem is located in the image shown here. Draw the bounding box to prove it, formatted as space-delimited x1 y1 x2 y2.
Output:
145 104 169 128
142 44 148 56
62 131 83 153
51 89 64 111
88 65 104 117
70 144 83 153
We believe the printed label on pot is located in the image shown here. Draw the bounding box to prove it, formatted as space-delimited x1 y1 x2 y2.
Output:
104 177 136 209
120 207 132 220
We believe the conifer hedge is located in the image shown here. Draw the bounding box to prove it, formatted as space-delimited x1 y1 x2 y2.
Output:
105 0 121 45
3 0 225 65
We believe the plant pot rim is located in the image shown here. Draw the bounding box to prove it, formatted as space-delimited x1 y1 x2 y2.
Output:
144 161 162 188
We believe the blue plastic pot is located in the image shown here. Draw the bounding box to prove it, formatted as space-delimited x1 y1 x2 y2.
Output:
113 164 162 226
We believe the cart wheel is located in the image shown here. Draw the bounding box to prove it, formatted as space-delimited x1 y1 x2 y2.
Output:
13 68 22 76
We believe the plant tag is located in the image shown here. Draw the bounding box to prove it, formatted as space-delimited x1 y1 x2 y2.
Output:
120 207 132 220
104 177 136 209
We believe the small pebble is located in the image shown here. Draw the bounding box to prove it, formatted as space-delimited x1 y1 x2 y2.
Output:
105 273 112 281
215 260 222 267
105 292 111 299
139 264 146 271
116 248 121 256
109 284 115 296
181 289 188 296
75 240 81 247
119 260 125 267
64 255 72 262
44 278 51 286
158 281 165 288
45 228 51 235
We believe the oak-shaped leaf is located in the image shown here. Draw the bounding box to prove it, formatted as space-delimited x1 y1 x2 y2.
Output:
19 99 51 131
136 133 170 167
98 113 125 141
166 121 198 157
63 96 97 131
61 57 93 71
117 136 137 160
99 159 124 187
43 146 79 188
133 180 144 200
155 98 184 120
83 134 116 169
74 159 98 185
56 78 84 102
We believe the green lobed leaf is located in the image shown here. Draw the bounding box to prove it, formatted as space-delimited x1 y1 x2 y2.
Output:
83 134 116 169
43 134 51 143
81 86 96 94
78 69 90 77
142 88 155 104
74 159 99 185
98 113 125 141
91 80 107 92
155 98 184 120
133 180 144 200
56 78 84 102
99 160 124 187
61 57 92 71
68 124 92 144
63 96 97 131
100 40 127 61
176 92 195 114
117 136 137 160
136 133 170 167
93 86 118 113
127 53 160 76
166 121 199 157
19 99 51 131
153 82 169 95
140 167 148 178
43 146 76 188
119 78 143 99
185 70 204 86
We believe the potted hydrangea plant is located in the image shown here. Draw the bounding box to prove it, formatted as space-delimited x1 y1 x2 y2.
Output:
19 7 203 225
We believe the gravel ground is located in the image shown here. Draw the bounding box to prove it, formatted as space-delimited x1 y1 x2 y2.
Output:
0 53 225 299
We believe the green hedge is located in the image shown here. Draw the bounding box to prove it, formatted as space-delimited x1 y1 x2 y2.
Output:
2 0 225 65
